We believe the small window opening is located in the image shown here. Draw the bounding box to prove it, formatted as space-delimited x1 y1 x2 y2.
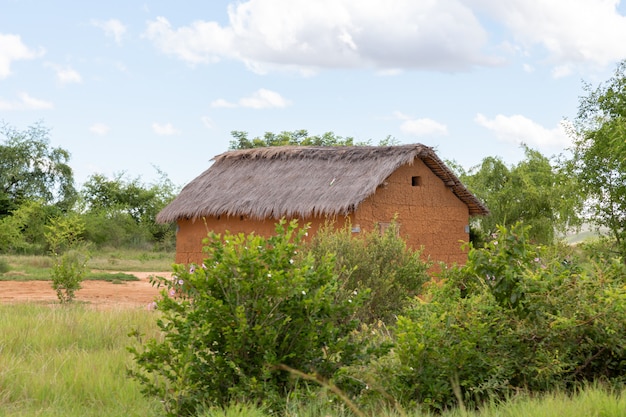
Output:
412 176 422 186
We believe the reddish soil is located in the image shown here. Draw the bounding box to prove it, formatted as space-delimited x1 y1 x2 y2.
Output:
0 271 172 309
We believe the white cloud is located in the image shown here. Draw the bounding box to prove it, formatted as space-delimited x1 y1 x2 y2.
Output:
90 123 110 136
0 34 42 79
0 92 53 110
91 19 127 44
45 63 82 84
143 0 495 73
400 118 448 137
212 89 291 109
144 16 233 64
239 89 291 109
210 98 237 108
476 0 626 73
143 1 626 75
394 111 448 136
475 113 571 147
152 122 181 135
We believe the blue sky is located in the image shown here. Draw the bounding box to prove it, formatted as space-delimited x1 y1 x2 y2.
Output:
2 0 626 188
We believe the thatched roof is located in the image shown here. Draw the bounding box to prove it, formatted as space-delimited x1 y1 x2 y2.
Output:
156 144 489 223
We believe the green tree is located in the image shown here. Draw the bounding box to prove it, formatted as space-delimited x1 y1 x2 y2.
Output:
570 60 626 256
80 170 177 248
228 130 367 149
459 145 581 245
0 122 76 217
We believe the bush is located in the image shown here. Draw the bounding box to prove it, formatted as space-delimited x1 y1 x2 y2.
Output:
50 248 90 303
129 220 363 416
307 221 431 324
358 223 626 412
46 214 90 303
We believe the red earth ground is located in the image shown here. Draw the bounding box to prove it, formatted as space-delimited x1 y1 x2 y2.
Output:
0 271 172 309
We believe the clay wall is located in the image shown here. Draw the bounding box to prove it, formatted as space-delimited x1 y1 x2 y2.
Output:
351 160 470 265
174 159 470 266
174 215 351 265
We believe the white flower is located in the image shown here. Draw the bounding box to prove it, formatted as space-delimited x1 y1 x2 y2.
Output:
301 290 306 295
267 273 272 278
289 259 294 264
178 279 184 285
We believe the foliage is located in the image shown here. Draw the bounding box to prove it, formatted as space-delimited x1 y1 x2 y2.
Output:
2 305 625 416
49 248 90 303
46 214 90 303
82 209 154 248
570 60 626 257
0 122 178 255
228 130 369 149
307 221 431 324
358 223 626 412
129 220 363 416
0 122 76 217
80 170 177 249
0 200 43 253
458 146 581 246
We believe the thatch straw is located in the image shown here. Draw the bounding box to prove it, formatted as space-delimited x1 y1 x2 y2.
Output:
156 144 489 223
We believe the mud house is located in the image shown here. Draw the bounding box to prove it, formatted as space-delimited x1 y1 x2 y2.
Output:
156 144 489 265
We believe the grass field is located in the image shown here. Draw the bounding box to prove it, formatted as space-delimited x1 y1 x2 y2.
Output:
0 304 163 417
0 249 175 281
1 304 624 417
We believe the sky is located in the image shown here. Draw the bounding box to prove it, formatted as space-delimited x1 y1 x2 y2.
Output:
2 0 626 189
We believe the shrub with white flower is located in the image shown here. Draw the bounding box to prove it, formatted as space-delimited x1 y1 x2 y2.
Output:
130 219 363 416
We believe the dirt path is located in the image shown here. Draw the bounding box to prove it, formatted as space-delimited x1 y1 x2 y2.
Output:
0 271 172 309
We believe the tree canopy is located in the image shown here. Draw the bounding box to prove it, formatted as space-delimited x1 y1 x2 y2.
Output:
228 130 367 149
571 60 626 256
0 123 76 217
459 145 581 245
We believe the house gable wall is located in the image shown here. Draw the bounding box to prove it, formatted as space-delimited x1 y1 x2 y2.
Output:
351 159 470 265
174 159 470 266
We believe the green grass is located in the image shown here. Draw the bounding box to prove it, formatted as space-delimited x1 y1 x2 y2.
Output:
0 304 624 417
0 304 163 417
87 248 175 272
85 272 139 282
198 386 626 417
0 250 174 281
